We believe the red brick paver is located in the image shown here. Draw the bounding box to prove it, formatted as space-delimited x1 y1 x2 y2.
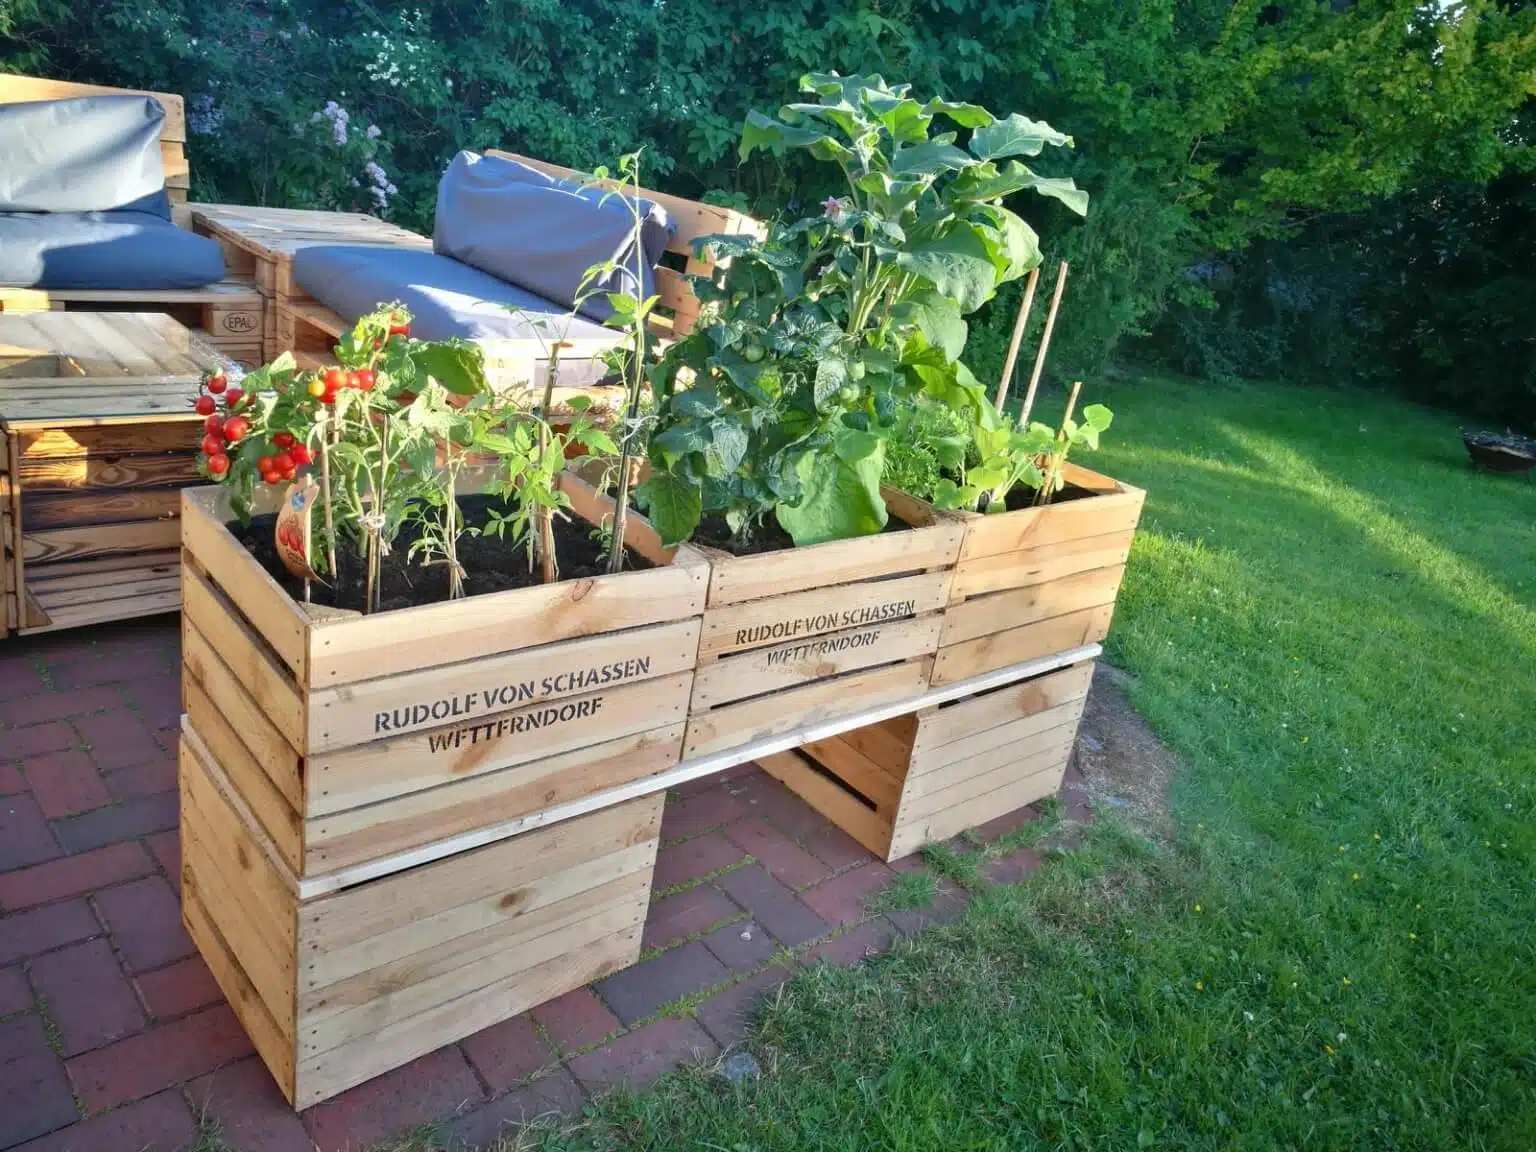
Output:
0 617 1087 1151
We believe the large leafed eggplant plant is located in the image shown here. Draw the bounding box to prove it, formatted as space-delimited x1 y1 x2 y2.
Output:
637 72 1089 547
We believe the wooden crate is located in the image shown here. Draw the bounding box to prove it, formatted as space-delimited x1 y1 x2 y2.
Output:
681 490 963 760
179 472 709 885
1 312 220 635
764 659 1093 860
180 722 661 1109
925 463 1144 687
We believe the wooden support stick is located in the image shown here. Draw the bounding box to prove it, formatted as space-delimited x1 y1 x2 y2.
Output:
993 266 1040 415
1018 261 1068 429
1034 379 1083 507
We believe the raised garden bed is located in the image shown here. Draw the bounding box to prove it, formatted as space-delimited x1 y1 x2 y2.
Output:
766 657 1094 860
180 722 661 1109
179 472 705 883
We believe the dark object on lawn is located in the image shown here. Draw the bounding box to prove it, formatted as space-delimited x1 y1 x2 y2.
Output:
1463 430 1536 474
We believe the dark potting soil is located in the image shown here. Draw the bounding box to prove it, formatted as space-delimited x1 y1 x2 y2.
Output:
690 509 913 557
231 494 653 614
996 479 1099 512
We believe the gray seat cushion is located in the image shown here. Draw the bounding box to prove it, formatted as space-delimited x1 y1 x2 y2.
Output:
0 210 226 290
433 151 673 324
0 95 171 218
290 244 620 346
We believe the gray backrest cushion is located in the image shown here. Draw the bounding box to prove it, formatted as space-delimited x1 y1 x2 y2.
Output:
433 151 673 323
0 95 171 218
0 211 225 290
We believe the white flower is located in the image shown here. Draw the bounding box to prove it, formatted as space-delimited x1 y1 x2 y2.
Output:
332 119 348 146
366 124 381 140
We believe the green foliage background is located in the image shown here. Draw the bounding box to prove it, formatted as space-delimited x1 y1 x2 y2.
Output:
2 0 1532 422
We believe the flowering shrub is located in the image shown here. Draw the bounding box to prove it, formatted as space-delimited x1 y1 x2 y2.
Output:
276 101 399 215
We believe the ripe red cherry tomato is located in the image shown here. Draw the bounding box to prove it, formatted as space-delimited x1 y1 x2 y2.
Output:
272 451 294 473
388 323 410 338
194 395 216 416
322 367 349 393
273 432 295 449
222 415 250 442
206 452 230 477
201 433 224 457
279 461 297 481
351 368 376 392
203 413 222 435
224 387 244 410
289 443 313 466
257 455 276 473
205 373 227 394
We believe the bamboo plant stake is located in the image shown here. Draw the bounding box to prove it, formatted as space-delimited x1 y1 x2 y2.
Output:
606 156 647 576
318 410 338 583
1034 379 1082 507
1017 261 1069 429
535 341 570 586
993 266 1040 414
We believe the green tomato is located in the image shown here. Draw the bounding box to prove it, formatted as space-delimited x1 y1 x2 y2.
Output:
743 342 766 363
837 385 860 404
848 360 866 381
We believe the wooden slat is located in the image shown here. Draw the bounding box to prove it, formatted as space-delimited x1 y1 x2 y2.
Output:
941 564 1125 646
905 722 1079 810
697 569 951 660
308 560 705 688
19 423 199 459
837 716 916 775
308 671 691 816
888 751 1068 860
20 488 181 529
914 661 1095 754
16 452 200 492
702 519 963 607
30 571 178 610
949 529 1135 601
683 658 932 759
5 278 261 307
21 517 178 563
954 488 1145 564
182 488 309 681
932 605 1113 688
691 615 940 710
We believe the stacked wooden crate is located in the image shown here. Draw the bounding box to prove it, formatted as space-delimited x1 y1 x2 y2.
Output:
177 476 707 1107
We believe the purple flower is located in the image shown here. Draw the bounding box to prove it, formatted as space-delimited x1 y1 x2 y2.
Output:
822 196 845 220
366 124 382 140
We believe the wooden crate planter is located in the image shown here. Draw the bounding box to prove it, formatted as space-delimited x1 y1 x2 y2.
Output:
178 473 708 885
682 491 963 759
763 658 1094 860
180 723 661 1109
927 463 1144 687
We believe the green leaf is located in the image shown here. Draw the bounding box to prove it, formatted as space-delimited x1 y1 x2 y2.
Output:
969 113 1073 160
991 209 1042 280
706 419 749 475
635 471 702 547
891 141 977 177
1027 174 1090 216
891 292 967 360
931 477 979 510
925 99 994 129
876 98 933 143
894 225 1000 314
775 435 888 546
674 386 725 420
740 110 831 161
1083 403 1113 431
410 342 487 396
652 423 711 465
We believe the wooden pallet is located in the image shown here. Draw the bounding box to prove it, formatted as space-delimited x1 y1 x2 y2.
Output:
0 311 218 636
178 472 710 885
922 463 1145 687
766 658 1094 860
180 722 660 1109
681 489 963 760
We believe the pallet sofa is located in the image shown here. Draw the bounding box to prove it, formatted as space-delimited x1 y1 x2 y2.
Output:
0 75 265 365
268 151 761 399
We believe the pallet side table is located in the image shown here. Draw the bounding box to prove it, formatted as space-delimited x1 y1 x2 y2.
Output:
0 311 217 635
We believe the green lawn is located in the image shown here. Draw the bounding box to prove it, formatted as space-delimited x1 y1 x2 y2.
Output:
524 376 1536 1151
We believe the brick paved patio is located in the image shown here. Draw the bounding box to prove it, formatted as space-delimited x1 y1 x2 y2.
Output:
0 618 1087 1151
